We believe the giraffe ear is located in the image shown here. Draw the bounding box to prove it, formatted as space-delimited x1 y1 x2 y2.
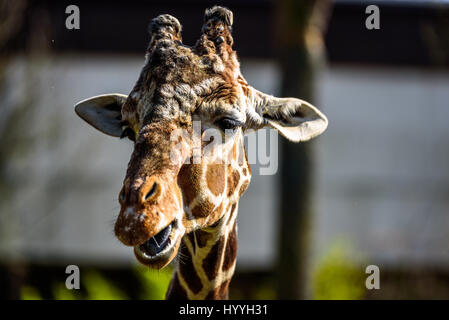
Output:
75 93 127 137
256 93 328 142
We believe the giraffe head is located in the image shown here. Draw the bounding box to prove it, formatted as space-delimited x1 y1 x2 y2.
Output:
75 6 327 269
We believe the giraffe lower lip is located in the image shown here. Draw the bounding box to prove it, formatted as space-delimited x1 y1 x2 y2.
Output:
138 222 173 256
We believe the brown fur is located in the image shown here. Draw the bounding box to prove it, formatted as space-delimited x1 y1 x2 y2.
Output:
202 235 226 281
179 245 204 294
165 274 188 300
227 167 241 197
205 279 231 300
206 164 225 196
194 229 214 248
222 222 237 271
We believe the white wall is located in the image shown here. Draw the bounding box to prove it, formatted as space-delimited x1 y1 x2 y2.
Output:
2 55 449 270
313 66 449 268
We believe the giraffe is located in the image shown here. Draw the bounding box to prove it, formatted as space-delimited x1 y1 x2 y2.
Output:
74 6 328 299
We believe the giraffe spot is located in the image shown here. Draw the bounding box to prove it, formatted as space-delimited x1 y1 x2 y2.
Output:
185 232 196 247
179 244 203 294
206 164 225 196
205 203 224 228
205 290 215 300
191 198 215 218
232 142 238 161
205 279 230 300
202 235 225 281
242 167 247 176
227 169 240 197
222 223 237 271
166 273 188 300
218 279 231 299
194 229 214 248
244 151 251 175
239 180 249 197
178 164 201 204
226 203 237 225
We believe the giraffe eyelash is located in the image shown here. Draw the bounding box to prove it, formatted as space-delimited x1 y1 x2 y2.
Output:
214 117 244 131
120 127 136 142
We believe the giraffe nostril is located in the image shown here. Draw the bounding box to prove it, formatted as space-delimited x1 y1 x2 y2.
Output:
145 181 159 201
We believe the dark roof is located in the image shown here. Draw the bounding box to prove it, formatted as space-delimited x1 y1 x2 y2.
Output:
6 0 449 67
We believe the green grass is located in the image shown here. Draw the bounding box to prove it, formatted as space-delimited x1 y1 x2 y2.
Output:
312 244 365 300
21 265 173 300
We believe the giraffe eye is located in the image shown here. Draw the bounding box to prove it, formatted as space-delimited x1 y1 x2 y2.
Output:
214 117 244 131
120 127 136 142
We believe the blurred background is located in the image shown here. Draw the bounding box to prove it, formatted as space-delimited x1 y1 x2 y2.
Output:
1 0 449 299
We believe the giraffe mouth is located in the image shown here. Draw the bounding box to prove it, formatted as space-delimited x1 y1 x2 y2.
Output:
139 222 173 256
134 220 180 268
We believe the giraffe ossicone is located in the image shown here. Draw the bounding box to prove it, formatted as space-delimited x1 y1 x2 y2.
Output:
75 6 328 300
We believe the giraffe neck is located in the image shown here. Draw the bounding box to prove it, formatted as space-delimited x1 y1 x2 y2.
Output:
166 203 239 300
